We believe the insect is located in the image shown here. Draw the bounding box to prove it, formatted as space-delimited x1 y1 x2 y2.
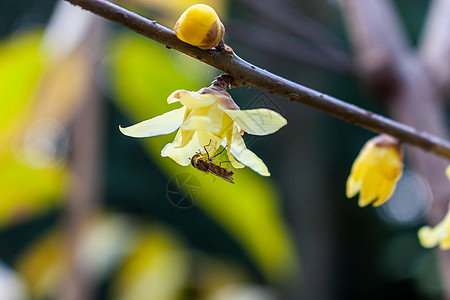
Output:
190 141 234 184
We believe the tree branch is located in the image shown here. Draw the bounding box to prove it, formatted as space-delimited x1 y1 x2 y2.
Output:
341 1 450 297
64 0 450 161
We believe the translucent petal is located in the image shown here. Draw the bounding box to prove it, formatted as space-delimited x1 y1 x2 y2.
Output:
119 107 185 138
181 105 223 134
182 116 213 131
178 130 195 149
222 127 244 169
167 90 217 108
218 105 287 136
161 131 202 166
197 131 221 157
161 130 221 166
230 126 270 176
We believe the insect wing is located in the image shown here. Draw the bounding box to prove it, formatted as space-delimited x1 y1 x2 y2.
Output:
208 166 234 184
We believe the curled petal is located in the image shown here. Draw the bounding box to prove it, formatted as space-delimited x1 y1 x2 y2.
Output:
222 126 244 169
161 130 201 166
218 105 287 136
167 90 217 108
230 126 270 176
119 107 185 138
227 151 245 169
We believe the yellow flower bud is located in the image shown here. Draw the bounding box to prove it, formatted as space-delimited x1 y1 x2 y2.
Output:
346 134 403 207
174 4 225 50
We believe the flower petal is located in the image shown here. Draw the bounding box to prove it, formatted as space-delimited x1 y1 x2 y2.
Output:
418 208 450 249
358 171 382 207
181 105 223 133
119 107 185 138
218 105 287 136
167 90 217 108
346 175 360 198
222 126 244 169
161 131 201 166
372 180 395 206
418 226 441 248
227 151 245 169
230 126 270 176
161 130 221 166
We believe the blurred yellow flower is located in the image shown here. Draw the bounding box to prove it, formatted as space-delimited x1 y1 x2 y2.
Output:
174 4 225 49
418 206 450 250
417 166 450 250
346 134 403 207
120 87 287 176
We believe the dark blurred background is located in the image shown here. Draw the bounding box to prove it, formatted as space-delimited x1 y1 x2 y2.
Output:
0 0 443 299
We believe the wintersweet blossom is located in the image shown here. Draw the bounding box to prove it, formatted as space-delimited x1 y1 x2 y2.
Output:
174 4 225 50
418 206 450 250
119 86 287 176
346 134 403 207
417 166 450 250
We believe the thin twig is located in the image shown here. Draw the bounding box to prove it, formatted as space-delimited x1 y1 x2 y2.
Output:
64 0 450 161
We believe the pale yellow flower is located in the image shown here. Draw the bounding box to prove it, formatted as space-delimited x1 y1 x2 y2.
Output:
174 4 225 50
119 87 287 176
346 134 403 207
417 166 450 250
418 206 450 250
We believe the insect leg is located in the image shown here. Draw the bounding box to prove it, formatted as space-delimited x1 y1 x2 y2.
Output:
202 139 214 159
219 160 231 167
211 144 228 160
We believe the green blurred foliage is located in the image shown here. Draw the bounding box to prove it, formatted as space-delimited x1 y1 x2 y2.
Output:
0 0 446 299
